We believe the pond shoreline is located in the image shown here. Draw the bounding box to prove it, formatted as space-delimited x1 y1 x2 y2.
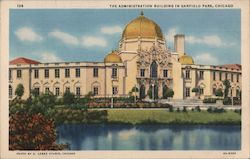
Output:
52 109 241 125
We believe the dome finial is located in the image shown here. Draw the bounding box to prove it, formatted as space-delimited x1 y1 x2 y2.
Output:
140 11 144 16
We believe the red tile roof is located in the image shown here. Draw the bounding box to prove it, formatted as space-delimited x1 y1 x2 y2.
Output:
10 57 41 65
219 64 241 70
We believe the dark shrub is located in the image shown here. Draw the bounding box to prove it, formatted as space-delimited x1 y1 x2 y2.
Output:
195 106 201 112
182 106 187 112
213 107 226 113
176 108 180 112
234 109 241 115
203 98 217 103
169 105 173 112
223 97 232 105
207 107 213 113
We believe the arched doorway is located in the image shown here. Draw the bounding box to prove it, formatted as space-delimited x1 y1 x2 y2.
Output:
139 85 145 99
150 61 158 78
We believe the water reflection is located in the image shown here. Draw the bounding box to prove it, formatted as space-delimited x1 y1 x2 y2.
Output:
56 124 241 150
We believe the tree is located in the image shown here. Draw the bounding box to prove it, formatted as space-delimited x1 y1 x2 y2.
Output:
131 86 139 92
63 90 75 105
165 88 174 98
223 80 231 98
192 87 199 93
15 84 24 99
215 88 223 97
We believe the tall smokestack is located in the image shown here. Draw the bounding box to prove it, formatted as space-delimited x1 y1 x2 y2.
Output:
174 34 185 56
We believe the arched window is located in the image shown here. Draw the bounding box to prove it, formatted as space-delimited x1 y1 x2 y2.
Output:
139 85 145 99
150 61 158 78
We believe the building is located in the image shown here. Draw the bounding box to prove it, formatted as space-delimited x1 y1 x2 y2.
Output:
9 12 242 100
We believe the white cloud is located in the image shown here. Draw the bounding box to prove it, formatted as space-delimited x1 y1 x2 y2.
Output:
49 30 79 46
40 52 63 62
81 36 107 47
186 35 231 47
15 27 43 42
194 53 219 65
165 27 179 43
101 25 123 35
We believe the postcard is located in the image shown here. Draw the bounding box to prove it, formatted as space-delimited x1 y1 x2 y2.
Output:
1 0 250 158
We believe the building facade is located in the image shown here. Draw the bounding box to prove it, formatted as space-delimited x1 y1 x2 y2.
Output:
9 12 242 100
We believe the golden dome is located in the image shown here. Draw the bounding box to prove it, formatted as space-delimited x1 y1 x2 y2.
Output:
104 50 122 63
122 12 164 40
179 55 194 65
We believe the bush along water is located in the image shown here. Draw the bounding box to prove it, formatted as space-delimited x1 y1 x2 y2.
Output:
9 91 66 150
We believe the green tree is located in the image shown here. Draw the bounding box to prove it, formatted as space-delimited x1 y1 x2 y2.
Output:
63 90 75 105
165 88 174 98
15 84 24 99
215 88 223 97
131 86 139 92
223 80 231 98
163 86 174 99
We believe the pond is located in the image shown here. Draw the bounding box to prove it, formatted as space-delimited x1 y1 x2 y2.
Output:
56 124 241 150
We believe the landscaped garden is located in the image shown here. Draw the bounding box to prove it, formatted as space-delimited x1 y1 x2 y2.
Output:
9 83 241 150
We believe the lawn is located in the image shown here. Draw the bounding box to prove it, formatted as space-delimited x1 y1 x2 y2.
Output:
107 109 241 125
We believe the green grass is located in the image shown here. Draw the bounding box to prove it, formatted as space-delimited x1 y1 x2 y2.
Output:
107 110 241 125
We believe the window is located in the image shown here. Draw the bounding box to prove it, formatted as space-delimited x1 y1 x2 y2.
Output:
150 61 158 78
76 87 81 96
112 86 118 95
185 70 190 79
140 69 145 77
9 85 12 98
93 87 99 95
65 87 70 92
225 73 228 80
34 69 39 78
55 87 60 96
75 68 80 77
45 69 49 78
45 87 50 94
9 69 12 80
237 74 239 82
17 69 22 78
213 71 216 81
163 70 168 78
199 71 204 79
55 69 60 78
112 67 117 78
231 74 234 82
219 72 222 81
200 88 204 95
34 88 40 96
185 88 190 97
65 68 70 78
93 67 98 77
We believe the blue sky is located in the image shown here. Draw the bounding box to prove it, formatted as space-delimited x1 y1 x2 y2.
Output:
10 9 240 65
